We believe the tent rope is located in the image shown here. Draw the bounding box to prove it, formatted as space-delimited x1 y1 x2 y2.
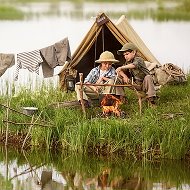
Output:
162 63 185 77
94 26 98 67
102 25 105 51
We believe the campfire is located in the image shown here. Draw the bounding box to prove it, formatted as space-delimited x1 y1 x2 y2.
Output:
100 94 122 117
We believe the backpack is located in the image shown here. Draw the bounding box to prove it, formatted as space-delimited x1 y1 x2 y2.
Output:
155 63 187 85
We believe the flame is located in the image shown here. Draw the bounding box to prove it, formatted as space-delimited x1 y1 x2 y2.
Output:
101 94 122 117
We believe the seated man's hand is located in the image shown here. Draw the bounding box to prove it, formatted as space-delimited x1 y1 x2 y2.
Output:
96 77 103 84
92 86 100 93
116 67 122 73
122 76 131 84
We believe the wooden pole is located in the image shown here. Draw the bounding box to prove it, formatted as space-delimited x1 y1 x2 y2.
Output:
5 100 10 146
21 111 48 149
10 163 44 181
79 73 86 116
5 146 8 183
111 74 118 94
0 103 33 118
2 120 52 127
76 81 142 114
22 115 35 150
0 103 51 125
22 150 41 183
76 83 140 87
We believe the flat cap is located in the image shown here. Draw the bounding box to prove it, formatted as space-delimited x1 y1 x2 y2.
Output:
117 42 137 55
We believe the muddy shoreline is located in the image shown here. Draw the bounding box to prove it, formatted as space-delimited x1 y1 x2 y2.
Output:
1 132 190 161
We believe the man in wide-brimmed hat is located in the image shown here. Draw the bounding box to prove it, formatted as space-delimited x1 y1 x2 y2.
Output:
75 51 124 107
116 42 157 106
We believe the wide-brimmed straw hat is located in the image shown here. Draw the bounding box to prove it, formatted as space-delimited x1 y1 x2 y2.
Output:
117 42 138 55
95 51 119 63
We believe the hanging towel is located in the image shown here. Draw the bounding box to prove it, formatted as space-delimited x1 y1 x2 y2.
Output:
14 50 43 81
54 37 71 65
40 51 54 78
40 37 71 78
0 53 15 77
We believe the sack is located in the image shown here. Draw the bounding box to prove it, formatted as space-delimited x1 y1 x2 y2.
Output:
144 61 161 85
155 63 187 85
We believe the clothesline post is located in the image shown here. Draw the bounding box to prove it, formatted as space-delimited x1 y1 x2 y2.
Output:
5 99 10 147
79 73 86 116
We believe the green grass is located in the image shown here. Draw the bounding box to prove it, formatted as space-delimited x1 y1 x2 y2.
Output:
0 76 190 160
0 5 24 20
127 7 190 21
1 0 190 21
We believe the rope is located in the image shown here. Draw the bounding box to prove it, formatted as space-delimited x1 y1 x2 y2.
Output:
161 63 187 84
94 25 98 67
102 25 105 52
163 63 185 77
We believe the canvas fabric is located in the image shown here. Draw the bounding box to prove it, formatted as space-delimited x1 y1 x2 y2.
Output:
59 13 160 90
65 14 156 70
116 15 160 65
145 61 187 86
69 20 126 69
155 63 187 85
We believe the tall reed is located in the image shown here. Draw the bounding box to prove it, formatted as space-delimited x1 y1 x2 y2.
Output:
0 76 190 160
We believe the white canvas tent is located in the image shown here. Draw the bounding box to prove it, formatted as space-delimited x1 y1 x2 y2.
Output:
59 13 160 90
116 15 160 65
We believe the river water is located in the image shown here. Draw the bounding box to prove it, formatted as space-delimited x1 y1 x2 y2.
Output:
0 1 190 95
1 147 190 190
0 1 190 189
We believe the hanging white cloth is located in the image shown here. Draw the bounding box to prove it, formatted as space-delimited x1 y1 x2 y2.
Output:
14 50 43 81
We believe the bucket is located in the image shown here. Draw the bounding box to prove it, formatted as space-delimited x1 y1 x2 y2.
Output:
22 107 38 115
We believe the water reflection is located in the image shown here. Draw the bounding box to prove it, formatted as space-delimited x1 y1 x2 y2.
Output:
0 147 190 190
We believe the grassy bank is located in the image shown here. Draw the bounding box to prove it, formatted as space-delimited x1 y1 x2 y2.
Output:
0 5 24 20
127 0 190 21
0 0 190 21
0 76 190 160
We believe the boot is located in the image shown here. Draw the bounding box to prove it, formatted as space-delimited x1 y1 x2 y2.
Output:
79 99 91 108
147 96 157 108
